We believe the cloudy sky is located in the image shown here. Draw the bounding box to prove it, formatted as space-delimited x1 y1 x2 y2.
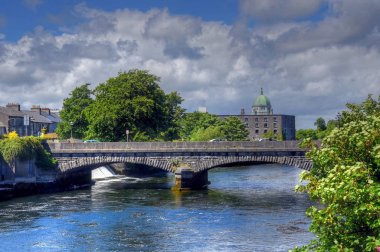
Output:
0 0 379 129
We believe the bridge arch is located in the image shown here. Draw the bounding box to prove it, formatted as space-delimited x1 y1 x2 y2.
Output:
57 156 176 174
187 155 312 172
56 154 312 175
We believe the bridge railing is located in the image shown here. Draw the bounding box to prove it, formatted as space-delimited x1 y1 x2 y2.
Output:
47 140 305 152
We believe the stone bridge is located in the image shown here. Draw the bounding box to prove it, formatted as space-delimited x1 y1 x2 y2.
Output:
47 141 312 190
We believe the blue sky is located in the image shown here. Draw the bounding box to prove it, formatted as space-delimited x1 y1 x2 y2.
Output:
1 0 239 41
0 0 379 129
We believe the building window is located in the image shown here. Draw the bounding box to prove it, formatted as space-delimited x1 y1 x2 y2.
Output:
273 117 277 122
274 129 277 134
273 123 277 128
245 117 248 122
255 129 259 134
264 117 268 122
255 118 258 122
255 123 259 128
264 130 267 133
264 123 268 128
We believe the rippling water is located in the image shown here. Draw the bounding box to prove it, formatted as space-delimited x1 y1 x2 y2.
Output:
0 164 314 252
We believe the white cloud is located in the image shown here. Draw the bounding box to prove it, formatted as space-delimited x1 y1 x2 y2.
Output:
0 1 379 129
239 0 324 21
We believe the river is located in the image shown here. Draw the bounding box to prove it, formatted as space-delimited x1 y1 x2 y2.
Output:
0 164 314 252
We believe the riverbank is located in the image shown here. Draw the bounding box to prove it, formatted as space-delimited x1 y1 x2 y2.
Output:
0 166 120 201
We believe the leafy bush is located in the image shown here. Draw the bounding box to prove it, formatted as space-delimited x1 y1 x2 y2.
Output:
0 137 57 170
294 116 380 251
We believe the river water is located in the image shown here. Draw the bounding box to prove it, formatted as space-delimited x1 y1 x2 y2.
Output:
0 164 314 252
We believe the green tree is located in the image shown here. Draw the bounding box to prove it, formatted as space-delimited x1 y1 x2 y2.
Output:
294 100 380 251
314 117 327 131
220 117 249 141
341 94 380 125
84 70 182 141
297 119 338 141
179 112 220 141
262 130 276 140
190 125 225 141
159 91 185 141
179 113 249 141
56 84 93 139
296 129 318 140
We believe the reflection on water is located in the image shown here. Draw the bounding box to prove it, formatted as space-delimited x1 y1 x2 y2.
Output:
0 164 313 252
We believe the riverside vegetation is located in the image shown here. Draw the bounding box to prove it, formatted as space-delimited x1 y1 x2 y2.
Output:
56 69 249 142
0 131 57 171
293 95 380 251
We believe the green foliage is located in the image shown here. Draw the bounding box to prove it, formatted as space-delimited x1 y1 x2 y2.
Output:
314 117 327 131
0 137 57 170
84 70 183 141
326 119 338 131
190 125 225 141
179 113 249 141
296 129 318 140
179 112 220 140
341 94 380 125
294 115 380 251
0 137 36 163
56 84 93 139
159 91 185 141
35 143 58 170
220 117 249 141
297 118 338 141
132 131 151 142
262 129 283 141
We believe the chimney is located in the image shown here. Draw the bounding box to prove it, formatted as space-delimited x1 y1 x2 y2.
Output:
31 105 41 114
6 103 21 111
240 108 245 115
41 108 51 115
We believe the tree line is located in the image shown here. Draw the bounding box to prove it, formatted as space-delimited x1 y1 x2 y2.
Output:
296 116 340 140
56 69 249 142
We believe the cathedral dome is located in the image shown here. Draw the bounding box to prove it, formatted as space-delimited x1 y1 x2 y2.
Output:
252 88 273 115
253 93 271 107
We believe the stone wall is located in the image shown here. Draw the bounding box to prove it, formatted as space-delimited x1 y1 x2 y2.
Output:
48 140 305 152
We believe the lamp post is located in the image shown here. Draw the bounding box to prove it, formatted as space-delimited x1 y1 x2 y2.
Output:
70 121 74 139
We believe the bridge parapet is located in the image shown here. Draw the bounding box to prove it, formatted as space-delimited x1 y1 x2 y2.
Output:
48 140 305 153
47 141 313 174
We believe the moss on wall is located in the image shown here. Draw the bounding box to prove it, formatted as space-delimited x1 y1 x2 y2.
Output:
0 137 57 170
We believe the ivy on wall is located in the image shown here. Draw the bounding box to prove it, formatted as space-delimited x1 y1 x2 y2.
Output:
0 134 57 170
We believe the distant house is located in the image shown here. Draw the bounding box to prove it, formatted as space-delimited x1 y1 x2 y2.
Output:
40 107 61 132
0 104 29 136
0 103 60 137
22 106 53 136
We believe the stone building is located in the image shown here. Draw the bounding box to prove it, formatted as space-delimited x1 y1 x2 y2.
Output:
0 104 28 136
22 106 54 136
0 103 61 137
219 89 296 140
